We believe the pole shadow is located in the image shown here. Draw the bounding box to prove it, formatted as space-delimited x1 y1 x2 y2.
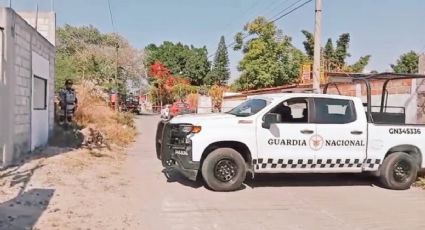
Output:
0 188 55 230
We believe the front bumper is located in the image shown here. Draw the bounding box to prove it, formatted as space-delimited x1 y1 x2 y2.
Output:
155 121 200 181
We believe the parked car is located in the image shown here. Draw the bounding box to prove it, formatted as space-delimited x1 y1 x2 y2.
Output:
156 73 425 191
170 102 191 117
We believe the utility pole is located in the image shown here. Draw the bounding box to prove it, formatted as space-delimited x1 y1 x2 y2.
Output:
115 43 119 111
312 0 322 93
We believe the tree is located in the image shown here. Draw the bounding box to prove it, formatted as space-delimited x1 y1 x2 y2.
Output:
56 25 145 93
207 36 230 85
233 17 306 90
144 42 210 85
301 30 314 60
346 55 371 73
301 31 371 73
391 51 419 74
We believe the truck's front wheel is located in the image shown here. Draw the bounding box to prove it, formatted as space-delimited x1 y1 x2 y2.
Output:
201 148 246 191
379 152 418 190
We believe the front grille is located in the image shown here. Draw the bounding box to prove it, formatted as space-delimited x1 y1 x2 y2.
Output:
169 124 187 146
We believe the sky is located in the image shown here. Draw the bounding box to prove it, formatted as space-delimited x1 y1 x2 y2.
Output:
3 0 425 82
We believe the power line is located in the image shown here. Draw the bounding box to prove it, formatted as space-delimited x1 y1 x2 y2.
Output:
270 0 313 23
221 0 282 43
208 0 313 59
107 0 116 33
268 0 304 21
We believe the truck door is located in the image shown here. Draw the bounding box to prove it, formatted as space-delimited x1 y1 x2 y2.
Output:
312 98 367 172
255 97 317 173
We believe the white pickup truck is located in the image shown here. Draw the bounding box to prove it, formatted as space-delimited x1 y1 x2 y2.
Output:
156 74 425 191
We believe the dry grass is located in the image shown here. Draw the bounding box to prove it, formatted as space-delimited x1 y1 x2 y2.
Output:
74 81 136 146
415 177 425 189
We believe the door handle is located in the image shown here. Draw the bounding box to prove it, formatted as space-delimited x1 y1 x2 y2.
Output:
351 130 363 135
300 129 314 134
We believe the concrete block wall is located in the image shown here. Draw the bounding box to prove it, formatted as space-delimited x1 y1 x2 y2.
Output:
418 54 425 123
0 8 55 167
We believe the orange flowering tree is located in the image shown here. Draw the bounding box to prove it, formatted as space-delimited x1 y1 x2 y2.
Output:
208 85 225 113
149 61 195 106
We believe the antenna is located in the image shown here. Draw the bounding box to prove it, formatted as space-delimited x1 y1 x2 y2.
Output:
51 0 54 11
35 3 39 30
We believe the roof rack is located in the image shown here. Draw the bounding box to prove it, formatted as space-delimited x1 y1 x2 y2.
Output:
328 72 425 84
324 72 425 122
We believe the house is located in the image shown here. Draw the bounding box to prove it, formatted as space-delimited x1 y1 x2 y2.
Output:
0 8 55 167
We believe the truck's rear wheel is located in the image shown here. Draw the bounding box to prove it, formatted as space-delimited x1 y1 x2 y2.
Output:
379 152 418 190
201 148 246 191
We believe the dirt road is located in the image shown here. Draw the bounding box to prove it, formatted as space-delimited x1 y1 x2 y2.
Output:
132 115 425 230
2 115 425 229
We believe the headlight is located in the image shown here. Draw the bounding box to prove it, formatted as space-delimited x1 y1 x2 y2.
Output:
180 125 202 134
180 125 193 134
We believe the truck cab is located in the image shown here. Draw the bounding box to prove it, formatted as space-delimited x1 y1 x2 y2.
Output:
156 74 425 191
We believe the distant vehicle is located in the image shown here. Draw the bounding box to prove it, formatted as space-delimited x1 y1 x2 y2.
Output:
170 102 191 117
122 94 140 114
161 104 171 119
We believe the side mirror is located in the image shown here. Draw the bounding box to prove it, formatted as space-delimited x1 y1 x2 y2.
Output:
262 113 281 129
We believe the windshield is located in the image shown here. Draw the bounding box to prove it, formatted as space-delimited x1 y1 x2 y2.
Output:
227 99 269 117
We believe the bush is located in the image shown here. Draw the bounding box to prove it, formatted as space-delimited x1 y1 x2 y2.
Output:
74 81 136 146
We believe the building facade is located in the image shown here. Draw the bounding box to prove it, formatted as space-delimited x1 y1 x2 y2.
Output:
0 8 55 167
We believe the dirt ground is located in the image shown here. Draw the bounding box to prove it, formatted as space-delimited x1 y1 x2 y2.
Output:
2 116 425 230
0 146 141 230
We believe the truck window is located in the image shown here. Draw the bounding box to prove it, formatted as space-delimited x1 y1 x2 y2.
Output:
227 99 268 117
269 98 309 123
314 98 356 124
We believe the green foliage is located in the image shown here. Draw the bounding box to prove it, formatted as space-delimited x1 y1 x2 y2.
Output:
144 42 210 86
334 33 351 69
207 36 230 85
232 17 306 91
56 24 144 93
391 51 419 74
301 30 314 60
301 31 370 73
171 83 196 100
346 55 371 73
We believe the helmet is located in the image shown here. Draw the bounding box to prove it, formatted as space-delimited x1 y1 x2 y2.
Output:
65 79 73 85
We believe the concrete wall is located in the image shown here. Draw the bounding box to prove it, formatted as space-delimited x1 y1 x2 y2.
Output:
17 11 56 45
0 8 55 167
418 54 425 123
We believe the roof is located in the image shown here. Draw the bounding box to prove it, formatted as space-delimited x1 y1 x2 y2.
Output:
224 84 314 100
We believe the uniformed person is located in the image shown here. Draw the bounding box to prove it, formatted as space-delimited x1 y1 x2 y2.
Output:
59 79 78 124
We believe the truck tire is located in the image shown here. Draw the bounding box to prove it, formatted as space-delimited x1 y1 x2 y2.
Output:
201 148 246 191
379 152 418 190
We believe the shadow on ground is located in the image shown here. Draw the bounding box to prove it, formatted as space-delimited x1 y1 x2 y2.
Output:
245 173 379 188
0 188 54 230
162 169 203 189
164 170 380 190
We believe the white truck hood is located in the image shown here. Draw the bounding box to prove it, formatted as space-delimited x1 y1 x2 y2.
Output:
169 113 236 124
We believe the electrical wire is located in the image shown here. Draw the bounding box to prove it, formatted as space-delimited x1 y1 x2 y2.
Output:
107 0 116 33
208 0 313 59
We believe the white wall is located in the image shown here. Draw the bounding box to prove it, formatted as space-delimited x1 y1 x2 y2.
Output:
197 95 212 114
31 52 49 150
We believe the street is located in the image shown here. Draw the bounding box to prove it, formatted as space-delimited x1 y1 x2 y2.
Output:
129 115 425 230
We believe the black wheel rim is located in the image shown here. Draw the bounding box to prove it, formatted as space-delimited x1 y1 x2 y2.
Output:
393 160 412 183
214 159 238 182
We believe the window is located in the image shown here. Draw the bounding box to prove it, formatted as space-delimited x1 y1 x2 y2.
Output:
227 99 268 117
314 98 356 124
33 76 47 110
268 98 309 123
